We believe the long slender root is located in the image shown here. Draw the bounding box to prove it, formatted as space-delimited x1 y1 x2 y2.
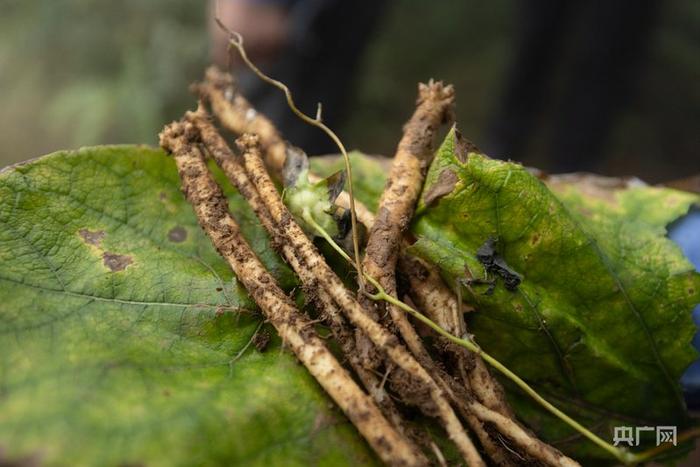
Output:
469 401 580 467
159 119 423 467
194 66 379 227
360 80 454 366
186 106 424 458
361 80 455 298
237 134 485 466
192 67 288 176
355 82 519 465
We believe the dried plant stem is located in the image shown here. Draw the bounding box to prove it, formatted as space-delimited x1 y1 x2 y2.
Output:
159 120 423 467
187 108 423 458
237 134 484 467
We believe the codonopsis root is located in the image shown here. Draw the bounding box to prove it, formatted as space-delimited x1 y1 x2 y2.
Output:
159 119 423 467
187 106 427 458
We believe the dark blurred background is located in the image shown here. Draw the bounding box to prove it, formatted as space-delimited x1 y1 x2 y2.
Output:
0 0 698 181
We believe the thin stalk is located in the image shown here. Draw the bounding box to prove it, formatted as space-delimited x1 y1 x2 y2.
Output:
215 20 364 291
302 209 638 465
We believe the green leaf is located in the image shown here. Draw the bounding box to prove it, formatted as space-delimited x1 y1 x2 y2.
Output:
0 146 378 466
409 128 700 462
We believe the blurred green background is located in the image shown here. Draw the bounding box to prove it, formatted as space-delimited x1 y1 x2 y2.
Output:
1 0 698 181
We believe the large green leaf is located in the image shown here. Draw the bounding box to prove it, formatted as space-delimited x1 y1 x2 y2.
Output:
3 142 698 465
0 146 378 466
409 128 700 462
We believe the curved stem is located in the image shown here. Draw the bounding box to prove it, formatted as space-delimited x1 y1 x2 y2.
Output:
302 209 640 465
215 19 364 291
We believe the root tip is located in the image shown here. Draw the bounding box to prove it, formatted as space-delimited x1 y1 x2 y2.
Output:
204 65 235 91
159 121 186 153
184 103 208 124
417 80 456 106
236 133 262 152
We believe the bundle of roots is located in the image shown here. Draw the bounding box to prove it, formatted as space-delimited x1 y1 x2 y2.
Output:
158 66 581 466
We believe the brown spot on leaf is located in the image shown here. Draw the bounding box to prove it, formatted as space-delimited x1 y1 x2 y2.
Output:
167 226 188 243
78 228 105 247
102 252 133 272
453 127 479 163
423 169 458 206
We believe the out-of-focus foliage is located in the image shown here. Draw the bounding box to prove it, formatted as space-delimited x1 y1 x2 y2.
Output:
347 1 700 181
0 0 207 165
1 1 699 182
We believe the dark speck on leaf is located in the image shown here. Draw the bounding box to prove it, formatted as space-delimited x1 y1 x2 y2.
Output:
476 236 522 291
79 228 105 247
168 226 187 243
476 237 497 262
102 252 133 272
